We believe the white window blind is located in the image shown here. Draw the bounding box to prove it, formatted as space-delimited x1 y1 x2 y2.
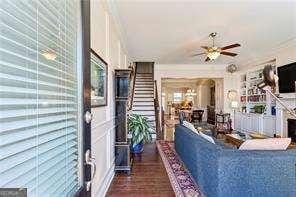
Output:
0 0 80 196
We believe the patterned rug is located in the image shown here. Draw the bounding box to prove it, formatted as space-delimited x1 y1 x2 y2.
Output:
156 141 204 197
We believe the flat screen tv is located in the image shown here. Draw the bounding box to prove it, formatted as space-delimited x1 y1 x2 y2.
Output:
277 62 296 93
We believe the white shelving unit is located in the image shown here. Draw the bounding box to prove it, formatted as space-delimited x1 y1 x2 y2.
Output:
236 60 277 136
239 62 276 113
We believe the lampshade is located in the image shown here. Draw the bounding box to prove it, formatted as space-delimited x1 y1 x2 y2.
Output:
227 90 238 101
231 101 239 108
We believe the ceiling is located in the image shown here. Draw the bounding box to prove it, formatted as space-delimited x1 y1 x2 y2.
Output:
110 0 296 64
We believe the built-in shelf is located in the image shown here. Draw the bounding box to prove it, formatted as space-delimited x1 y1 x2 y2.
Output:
239 61 276 114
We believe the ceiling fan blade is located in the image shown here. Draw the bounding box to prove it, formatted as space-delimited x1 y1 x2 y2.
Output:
221 43 241 50
191 52 206 57
205 57 210 62
201 46 209 50
220 51 238 57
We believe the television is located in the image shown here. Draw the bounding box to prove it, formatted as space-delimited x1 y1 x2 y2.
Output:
277 62 296 93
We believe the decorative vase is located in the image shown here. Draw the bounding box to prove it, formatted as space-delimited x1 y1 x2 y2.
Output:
130 141 143 153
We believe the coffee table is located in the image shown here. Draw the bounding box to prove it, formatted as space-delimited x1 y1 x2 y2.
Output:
225 133 296 149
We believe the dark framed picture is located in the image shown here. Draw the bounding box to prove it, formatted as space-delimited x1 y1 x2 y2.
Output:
90 49 108 107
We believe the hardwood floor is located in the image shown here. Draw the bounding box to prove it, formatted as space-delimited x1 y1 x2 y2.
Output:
106 143 175 197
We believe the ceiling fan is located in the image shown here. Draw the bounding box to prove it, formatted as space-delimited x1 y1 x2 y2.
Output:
192 32 241 62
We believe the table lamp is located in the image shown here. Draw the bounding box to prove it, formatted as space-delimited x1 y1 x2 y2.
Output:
230 101 238 131
231 101 239 109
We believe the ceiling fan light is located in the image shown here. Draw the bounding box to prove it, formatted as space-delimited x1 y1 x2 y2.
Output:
207 51 220 60
42 50 57 60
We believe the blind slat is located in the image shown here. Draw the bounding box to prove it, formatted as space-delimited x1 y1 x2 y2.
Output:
0 73 76 91
1 132 77 159
1 121 76 146
0 48 76 78
0 86 76 99
1 22 76 60
1 6 75 48
0 113 76 133
0 107 76 120
0 140 77 175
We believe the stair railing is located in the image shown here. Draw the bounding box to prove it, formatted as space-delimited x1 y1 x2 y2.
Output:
154 80 162 139
128 63 137 111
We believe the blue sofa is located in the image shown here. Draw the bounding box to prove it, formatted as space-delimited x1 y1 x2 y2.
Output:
175 124 296 197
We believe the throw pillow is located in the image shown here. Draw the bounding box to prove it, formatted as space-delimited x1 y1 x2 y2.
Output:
239 138 291 150
182 121 199 134
199 132 215 144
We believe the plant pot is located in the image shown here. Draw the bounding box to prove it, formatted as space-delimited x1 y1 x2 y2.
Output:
130 141 143 153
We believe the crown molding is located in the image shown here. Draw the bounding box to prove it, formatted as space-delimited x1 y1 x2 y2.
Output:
155 63 228 71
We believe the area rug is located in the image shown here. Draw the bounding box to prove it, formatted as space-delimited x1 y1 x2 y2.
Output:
156 140 204 197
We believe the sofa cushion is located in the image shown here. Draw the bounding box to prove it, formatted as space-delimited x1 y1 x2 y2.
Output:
182 121 199 134
199 131 215 144
239 138 291 150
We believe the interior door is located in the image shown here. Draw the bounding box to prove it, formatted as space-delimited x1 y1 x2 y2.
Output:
77 0 93 196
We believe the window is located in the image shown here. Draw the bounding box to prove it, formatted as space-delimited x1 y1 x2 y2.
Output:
0 0 81 196
173 92 182 102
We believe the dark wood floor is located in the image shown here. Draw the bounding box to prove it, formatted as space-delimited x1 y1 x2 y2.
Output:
106 143 175 197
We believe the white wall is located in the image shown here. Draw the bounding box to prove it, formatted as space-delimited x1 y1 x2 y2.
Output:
90 1 131 196
155 64 240 114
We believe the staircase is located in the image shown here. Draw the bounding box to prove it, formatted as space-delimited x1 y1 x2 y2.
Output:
132 72 157 139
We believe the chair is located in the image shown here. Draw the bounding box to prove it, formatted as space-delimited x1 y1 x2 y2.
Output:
192 110 204 123
215 113 231 137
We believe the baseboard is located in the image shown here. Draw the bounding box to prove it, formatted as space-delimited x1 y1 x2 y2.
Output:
95 163 115 197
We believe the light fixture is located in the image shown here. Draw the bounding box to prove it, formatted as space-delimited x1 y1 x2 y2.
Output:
227 89 238 101
207 47 220 60
185 89 197 96
230 100 238 131
185 89 196 102
42 49 57 60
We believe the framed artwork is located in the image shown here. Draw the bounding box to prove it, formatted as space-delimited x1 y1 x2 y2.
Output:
90 49 108 107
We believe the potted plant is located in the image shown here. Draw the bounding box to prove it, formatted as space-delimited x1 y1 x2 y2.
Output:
128 114 152 153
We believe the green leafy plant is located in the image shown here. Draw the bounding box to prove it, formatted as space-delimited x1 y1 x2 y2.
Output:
128 114 152 147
